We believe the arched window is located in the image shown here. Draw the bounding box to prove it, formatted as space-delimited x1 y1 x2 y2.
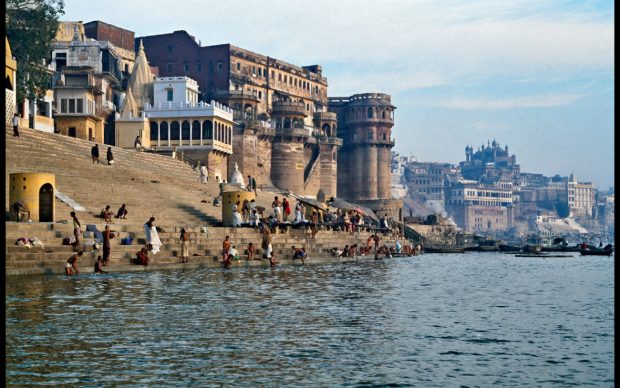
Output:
368 130 373 141
181 120 190 140
383 133 387 141
322 123 330 135
203 120 213 139
367 107 373 118
381 110 386 119
150 121 158 141
160 121 169 140
192 120 201 140
170 121 180 140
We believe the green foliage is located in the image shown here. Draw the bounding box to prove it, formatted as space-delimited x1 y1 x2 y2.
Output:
6 0 65 103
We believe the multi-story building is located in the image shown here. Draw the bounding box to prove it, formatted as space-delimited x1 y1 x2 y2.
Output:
51 22 131 144
567 173 596 218
446 178 514 233
138 30 341 199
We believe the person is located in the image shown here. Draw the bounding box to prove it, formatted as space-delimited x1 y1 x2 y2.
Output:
213 196 222 207
343 212 352 234
251 176 257 195
115 204 128 219
229 245 240 260
144 217 162 254
222 236 232 268
395 240 402 254
201 164 208 183
94 256 108 274
65 251 83 276
294 202 303 224
232 201 242 227
310 210 319 238
179 227 190 263
249 209 259 227
373 234 380 253
247 242 256 260
106 147 114 165
242 199 251 223
341 245 350 257
262 226 276 266
366 235 374 252
12 113 20 137
91 144 100 164
135 247 149 266
291 246 307 265
247 175 253 192
282 198 291 222
134 135 142 151
272 196 282 222
330 247 343 257
10 201 30 222
101 205 113 223
70 211 82 252
102 225 114 266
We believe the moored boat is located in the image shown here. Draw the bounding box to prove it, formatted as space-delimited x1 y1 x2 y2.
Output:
424 246 465 253
579 244 613 256
499 244 522 252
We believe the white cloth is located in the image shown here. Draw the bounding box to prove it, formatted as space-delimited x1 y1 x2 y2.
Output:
294 210 303 223
232 204 242 227
265 243 273 258
144 224 162 254
13 116 19 126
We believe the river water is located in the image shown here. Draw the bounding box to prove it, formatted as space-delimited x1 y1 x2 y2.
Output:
5 252 614 386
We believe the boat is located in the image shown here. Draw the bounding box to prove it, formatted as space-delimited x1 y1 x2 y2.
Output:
498 244 522 252
515 253 574 258
464 239 500 252
424 246 465 253
522 244 542 254
540 237 580 252
579 244 614 256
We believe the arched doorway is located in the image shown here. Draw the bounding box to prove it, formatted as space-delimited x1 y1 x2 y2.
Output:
39 183 54 222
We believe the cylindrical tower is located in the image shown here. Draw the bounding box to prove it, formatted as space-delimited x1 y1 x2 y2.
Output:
331 93 395 202
270 99 307 193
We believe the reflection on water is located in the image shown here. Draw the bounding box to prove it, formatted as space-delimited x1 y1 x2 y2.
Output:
6 253 614 386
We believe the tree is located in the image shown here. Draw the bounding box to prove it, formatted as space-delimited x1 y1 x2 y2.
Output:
6 0 64 104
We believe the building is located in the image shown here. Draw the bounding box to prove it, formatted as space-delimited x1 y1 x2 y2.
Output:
51 23 127 143
446 179 514 234
139 31 341 198
328 93 401 217
143 76 234 179
5 37 17 126
461 140 520 182
567 173 596 218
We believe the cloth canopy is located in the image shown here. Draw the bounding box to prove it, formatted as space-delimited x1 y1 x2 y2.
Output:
327 198 379 222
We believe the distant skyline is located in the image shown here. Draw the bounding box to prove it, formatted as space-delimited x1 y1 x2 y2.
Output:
62 0 614 189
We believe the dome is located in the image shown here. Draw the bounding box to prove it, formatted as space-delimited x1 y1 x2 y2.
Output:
229 163 245 188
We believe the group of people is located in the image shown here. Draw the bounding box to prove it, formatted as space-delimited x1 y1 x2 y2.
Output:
99 204 128 222
91 144 114 165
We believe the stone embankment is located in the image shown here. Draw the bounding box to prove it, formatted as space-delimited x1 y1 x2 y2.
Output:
5 125 399 275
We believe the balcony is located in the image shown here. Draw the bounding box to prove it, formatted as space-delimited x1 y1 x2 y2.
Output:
271 100 306 116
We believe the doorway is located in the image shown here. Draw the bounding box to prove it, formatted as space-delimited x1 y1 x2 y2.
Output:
39 183 54 222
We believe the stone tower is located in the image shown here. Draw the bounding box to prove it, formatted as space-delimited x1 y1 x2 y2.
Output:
329 93 401 217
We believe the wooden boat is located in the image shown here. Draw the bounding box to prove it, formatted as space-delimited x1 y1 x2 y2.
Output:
424 246 465 253
522 244 542 254
541 244 581 252
464 239 500 252
515 253 574 258
499 244 522 252
579 244 614 256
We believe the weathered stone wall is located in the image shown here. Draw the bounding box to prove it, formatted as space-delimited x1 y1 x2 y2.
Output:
271 141 305 193
319 144 337 199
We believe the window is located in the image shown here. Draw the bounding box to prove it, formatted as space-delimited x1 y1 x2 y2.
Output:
61 99 67 113
167 89 173 102
167 63 173 73
68 127 76 137
367 130 373 141
284 75 287 83
150 122 158 141
181 120 190 140
289 76 292 85
383 133 387 141
184 63 189 72
271 70 275 79
170 121 180 140
203 120 213 139
258 91 262 99
237 62 241 71
160 122 168 140
217 62 223 71
167 46 173 54
192 120 201 140
68 99 75 113
76 99 83 113
278 73 282 81
252 66 256 75
258 68 261 77
367 107 373 118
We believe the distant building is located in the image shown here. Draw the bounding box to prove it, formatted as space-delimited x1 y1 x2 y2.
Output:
461 140 520 182
567 173 595 218
446 178 514 234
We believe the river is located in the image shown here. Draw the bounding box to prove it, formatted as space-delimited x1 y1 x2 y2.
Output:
5 252 614 386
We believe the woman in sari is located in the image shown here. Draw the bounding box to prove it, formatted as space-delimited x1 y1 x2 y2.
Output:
70 211 82 252
232 201 243 227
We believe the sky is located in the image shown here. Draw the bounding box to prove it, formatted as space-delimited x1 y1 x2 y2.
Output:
62 0 615 190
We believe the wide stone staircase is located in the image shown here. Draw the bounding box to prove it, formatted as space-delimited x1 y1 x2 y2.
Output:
5 126 400 275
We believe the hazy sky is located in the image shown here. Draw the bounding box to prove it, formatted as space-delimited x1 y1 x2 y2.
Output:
62 0 614 189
